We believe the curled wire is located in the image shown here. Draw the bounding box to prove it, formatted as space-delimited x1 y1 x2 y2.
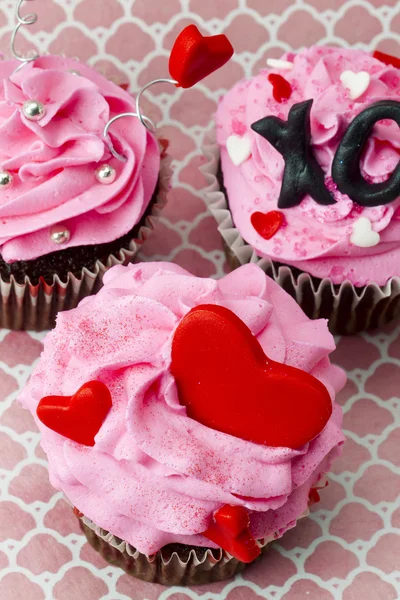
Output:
104 78 178 162
11 0 39 64
135 78 177 130
103 113 155 162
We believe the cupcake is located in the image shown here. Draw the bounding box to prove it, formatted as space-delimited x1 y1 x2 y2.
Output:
0 54 168 330
0 7 233 330
205 47 400 334
20 262 345 585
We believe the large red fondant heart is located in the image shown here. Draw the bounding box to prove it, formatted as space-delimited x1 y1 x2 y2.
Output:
171 305 332 449
169 24 234 89
37 381 112 446
251 210 284 240
204 505 260 563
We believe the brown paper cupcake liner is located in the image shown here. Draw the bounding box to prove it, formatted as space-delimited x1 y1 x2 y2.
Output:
73 481 327 585
0 151 172 331
202 140 400 335
77 499 313 587
79 517 273 586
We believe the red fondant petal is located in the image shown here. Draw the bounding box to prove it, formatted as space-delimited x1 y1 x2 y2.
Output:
204 505 261 563
169 24 234 88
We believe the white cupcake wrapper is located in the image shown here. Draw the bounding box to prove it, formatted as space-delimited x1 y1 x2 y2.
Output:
202 139 400 334
0 151 172 331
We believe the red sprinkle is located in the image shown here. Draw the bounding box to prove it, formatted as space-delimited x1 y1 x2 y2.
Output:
73 507 84 518
268 73 292 103
373 50 400 70
169 24 234 88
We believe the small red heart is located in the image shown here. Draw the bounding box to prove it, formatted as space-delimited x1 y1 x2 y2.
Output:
171 305 332 449
373 50 400 70
251 210 284 240
204 505 260 563
37 381 112 447
169 24 234 89
267 73 292 102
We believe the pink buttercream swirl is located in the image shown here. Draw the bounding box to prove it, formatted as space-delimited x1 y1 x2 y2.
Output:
0 56 160 262
20 262 345 555
216 47 400 286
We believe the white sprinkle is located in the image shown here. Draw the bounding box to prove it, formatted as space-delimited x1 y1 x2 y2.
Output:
267 58 294 70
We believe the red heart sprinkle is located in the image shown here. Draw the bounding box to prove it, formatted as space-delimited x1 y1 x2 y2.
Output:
251 210 284 240
268 73 292 102
204 505 261 563
169 24 234 89
373 50 400 69
171 305 332 450
37 381 112 446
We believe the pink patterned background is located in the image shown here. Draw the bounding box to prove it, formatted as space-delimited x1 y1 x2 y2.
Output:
0 1 400 599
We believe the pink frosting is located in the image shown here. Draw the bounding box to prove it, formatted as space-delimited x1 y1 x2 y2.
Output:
20 262 345 555
0 56 160 262
216 47 400 286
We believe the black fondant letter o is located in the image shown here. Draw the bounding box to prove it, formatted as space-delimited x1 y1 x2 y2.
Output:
332 100 400 207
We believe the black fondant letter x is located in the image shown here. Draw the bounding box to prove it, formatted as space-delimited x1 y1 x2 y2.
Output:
251 99 335 209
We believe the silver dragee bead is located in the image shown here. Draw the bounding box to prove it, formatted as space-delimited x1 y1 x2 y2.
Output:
22 99 46 121
0 171 13 189
95 164 117 185
50 225 70 245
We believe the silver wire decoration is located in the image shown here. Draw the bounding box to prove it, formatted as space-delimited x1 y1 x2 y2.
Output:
103 78 178 163
11 0 39 67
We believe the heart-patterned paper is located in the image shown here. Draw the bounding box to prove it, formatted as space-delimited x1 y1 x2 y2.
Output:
169 24 234 89
340 70 370 100
226 134 252 166
204 505 261 563
251 210 284 239
37 381 112 446
350 216 380 248
170 304 333 449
